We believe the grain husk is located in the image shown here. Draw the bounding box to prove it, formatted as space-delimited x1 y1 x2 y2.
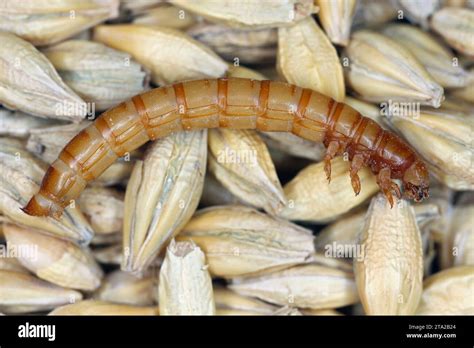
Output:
306 252 354 273
0 270 82 314
4 224 103 291
431 7 474 56
278 156 378 223
133 4 197 29
0 254 30 274
344 30 444 107
49 300 158 315
120 0 163 15
93 24 228 85
383 24 470 88
43 40 149 111
272 306 303 315
94 270 155 306
388 108 474 190
230 264 358 309
177 205 315 278
278 17 345 102
214 287 277 315
315 0 356 46
0 32 87 121
0 108 59 138
26 122 89 163
92 243 123 265
78 187 124 235
352 0 397 27
416 266 474 315
422 185 454 243
226 64 268 80
123 130 207 274
397 0 441 27
316 203 440 254
0 0 119 46
449 68 474 103
208 129 286 215
158 240 215 315
354 194 423 315
441 196 474 268
169 0 316 29
188 23 277 65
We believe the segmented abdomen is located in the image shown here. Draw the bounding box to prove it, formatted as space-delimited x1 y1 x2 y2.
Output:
22 77 415 218
324 102 417 178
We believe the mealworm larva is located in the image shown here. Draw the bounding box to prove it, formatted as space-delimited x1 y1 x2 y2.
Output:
22 78 429 218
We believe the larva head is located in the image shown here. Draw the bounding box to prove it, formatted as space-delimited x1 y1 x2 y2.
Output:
402 160 429 202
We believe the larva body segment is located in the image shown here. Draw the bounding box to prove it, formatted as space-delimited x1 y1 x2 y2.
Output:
22 78 429 218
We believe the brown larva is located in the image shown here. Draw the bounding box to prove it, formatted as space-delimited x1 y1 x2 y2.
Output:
22 78 429 218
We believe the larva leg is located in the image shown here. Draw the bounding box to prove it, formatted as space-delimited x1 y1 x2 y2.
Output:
324 140 342 182
376 167 401 207
392 182 402 200
349 153 366 195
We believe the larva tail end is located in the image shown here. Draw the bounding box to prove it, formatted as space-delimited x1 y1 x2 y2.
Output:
21 196 48 217
21 195 63 220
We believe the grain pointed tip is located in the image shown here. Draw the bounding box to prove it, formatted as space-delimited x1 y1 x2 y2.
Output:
429 85 445 108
